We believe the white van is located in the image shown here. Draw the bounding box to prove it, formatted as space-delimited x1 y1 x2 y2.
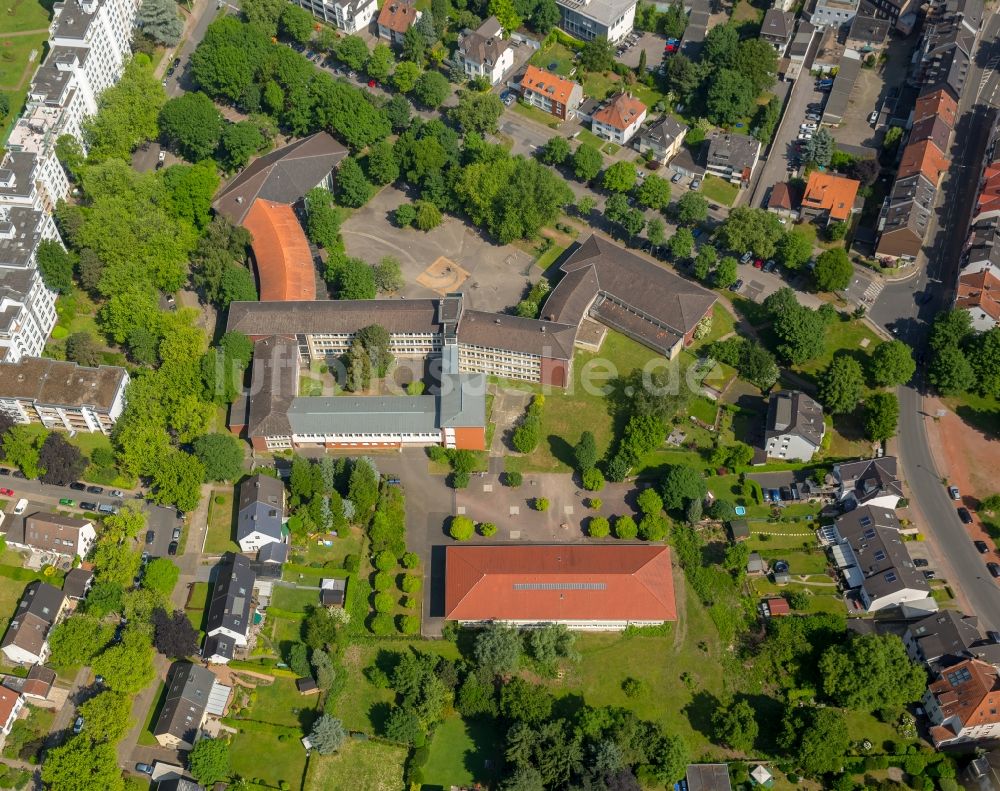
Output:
13 498 28 515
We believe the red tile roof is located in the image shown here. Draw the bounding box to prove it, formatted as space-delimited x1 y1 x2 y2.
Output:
242 199 316 302
378 0 419 34
0 687 20 725
896 139 949 183
914 88 958 129
445 544 676 623
975 164 1000 218
957 269 1000 322
802 171 861 221
521 65 577 106
592 93 647 131
765 597 790 615
768 182 796 211
928 659 1000 746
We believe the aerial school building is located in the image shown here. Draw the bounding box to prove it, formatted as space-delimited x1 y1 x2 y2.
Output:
228 235 716 454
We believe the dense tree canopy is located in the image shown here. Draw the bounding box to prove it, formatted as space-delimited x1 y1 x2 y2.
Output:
84 57 166 161
159 92 225 162
820 634 926 711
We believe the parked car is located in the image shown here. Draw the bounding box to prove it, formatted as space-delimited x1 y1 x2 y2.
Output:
989 630 1000 644
0 488 12 497
798 132 813 141
110 489 124 497
94 675 105 686
806 113 821 122
690 178 701 190
914 558 929 568
989 562 1000 578
670 172 683 183
501 92 515 106
80 502 98 511
145 530 155 545
172 527 182 541
753 258 764 269
800 122 817 131
135 764 154 776
87 485 103 494
922 570 936 580
59 498 75 506
728 278 743 292
975 540 990 554
868 110 879 124
763 259 777 272
70 481 86 491
73 717 84 734
958 507 974 524
740 251 753 264
168 541 178 556
0 469 8 475
948 485 961 500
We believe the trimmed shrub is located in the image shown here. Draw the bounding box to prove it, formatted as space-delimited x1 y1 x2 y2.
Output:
614 515 638 540
582 468 605 491
398 614 420 634
373 571 393 591
504 471 523 487
449 515 475 541
534 498 549 512
589 517 610 538
370 613 395 635
373 592 395 613
374 550 396 571
478 522 497 537
401 551 419 569
343 554 360 572
401 574 422 593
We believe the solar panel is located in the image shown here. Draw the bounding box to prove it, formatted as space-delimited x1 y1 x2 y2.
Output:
512 582 607 591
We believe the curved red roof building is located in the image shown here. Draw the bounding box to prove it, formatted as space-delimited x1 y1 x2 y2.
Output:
445 544 675 629
242 199 316 302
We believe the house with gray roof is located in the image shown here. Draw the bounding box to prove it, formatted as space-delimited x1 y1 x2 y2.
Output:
637 116 688 165
203 553 256 664
705 131 761 186
686 764 732 791
236 474 286 553
1 582 66 665
905 611 984 669
154 662 218 749
456 17 513 85
834 457 903 510
763 390 825 462
760 8 795 51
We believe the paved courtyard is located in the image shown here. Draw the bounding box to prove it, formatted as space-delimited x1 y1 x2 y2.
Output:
340 185 536 313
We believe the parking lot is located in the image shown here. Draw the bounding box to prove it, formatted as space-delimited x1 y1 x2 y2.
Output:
616 31 668 71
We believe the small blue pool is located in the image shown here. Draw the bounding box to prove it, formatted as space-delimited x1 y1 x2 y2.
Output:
734 506 746 516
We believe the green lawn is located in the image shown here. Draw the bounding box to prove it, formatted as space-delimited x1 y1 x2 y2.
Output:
793 314 880 384
503 330 664 473
732 0 763 23
305 738 408 791
0 579 25 635
136 681 166 747
945 391 1000 439
230 728 308 790
247 677 317 728
512 100 561 129
583 71 618 100
700 175 740 207
528 42 577 77
0 35 42 94
423 715 503 789
575 129 605 149
271 585 321 613
691 303 737 349
534 241 568 271
204 489 239 554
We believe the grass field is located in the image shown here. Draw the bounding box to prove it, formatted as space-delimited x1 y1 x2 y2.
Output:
582 71 618 100
136 681 166 747
305 738 408 791
528 41 577 77
504 330 664 473
793 314 880 384
700 176 740 207
205 489 239 554
249 677 316 728
575 129 605 149
0 579 25 634
423 715 502 788
0 0 50 142
271 585 321 613
230 728 309 789
945 391 1000 439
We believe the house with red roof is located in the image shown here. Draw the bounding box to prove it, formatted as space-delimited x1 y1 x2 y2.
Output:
519 65 583 121
0 687 23 738
956 269 1000 331
924 659 1000 747
445 544 676 629
377 0 420 44
591 93 647 146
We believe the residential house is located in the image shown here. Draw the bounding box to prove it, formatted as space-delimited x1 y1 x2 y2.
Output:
896 138 950 186
811 0 858 29
518 65 583 121
705 131 761 186
686 764 733 791
445 544 676 629
831 506 930 611
49 0 140 99
962 217 1000 280
154 662 217 749
862 0 917 31
202 553 256 664
876 173 937 263
914 86 959 129
767 182 801 220
377 0 420 44
0 357 129 434
1 664 57 702
236 474 286 553
320 578 346 607
6 513 96 559
956 269 1000 330
456 17 513 85
636 115 688 164
61 568 93 600
290 0 377 32
812 27 846 73
0 230 57 364
846 13 891 54
904 610 984 668
591 93 647 146
800 171 862 225
763 390 825 462
554 0 636 43
0 687 24 738
834 457 903 509
925 659 1000 746
760 8 795 51
0 582 66 665
782 19 816 81
909 0 982 99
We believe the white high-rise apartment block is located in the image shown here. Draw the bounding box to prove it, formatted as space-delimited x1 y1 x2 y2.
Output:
50 0 139 98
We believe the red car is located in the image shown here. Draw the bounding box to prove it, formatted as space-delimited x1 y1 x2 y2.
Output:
0 488 13 497
753 258 764 269
368 79 376 88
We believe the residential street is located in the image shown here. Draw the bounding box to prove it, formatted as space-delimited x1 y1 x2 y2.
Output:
871 12 1000 629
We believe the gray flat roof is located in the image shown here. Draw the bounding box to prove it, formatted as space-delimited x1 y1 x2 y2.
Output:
287 395 440 434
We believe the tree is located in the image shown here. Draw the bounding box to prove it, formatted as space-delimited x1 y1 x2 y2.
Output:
717 207 784 258
668 228 694 260
541 136 571 165
582 467 605 491
692 244 716 281
930 309 973 352
367 141 400 187
41 738 125 791
4 425 45 478
189 738 231 785
137 0 184 44
589 516 610 537
714 256 738 288
192 433 244 481
450 91 505 134
309 715 347 754
850 156 880 187
150 449 206 512
84 59 165 161
143 559 181 598
373 256 404 293
450 515 475 541
335 35 370 71
217 121 263 171
712 698 758 753
805 128 834 167
36 240 74 293
636 174 671 209
78 691 133 743
512 414 541 453
384 706 425 745
393 61 422 94
489 0 522 32
817 356 864 414
38 433 86 485
501 677 555 724
871 340 915 386
574 431 598 472
415 200 443 231
336 157 374 208
969 326 1000 397
813 247 853 292
580 36 614 72
660 464 706 511
475 622 522 676
92 630 155 694
733 38 778 93
602 161 637 193
531 0 560 32
335 257 377 299
706 69 757 126
158 92 224 162
366 42 395 82
355 324 393 376
151 607 199 657
764 288 829 364
572 143 603 182
48 615 114 667
647 217 666 248
776 229 813 269
780 708 848 777
614 514 638 539
675 191 708 226
820 634 925 712
414 71 450 108
403 24 429 64
864 391 900 442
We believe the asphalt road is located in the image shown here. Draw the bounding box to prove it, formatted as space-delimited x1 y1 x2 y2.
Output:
870 13 1000 628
